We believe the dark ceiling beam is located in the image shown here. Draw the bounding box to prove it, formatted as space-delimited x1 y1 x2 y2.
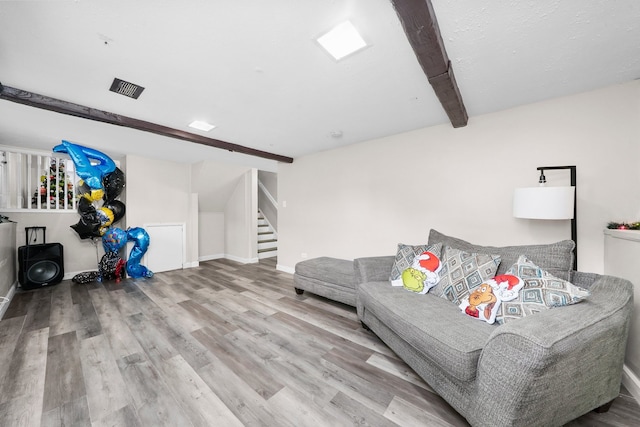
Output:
390 0 468 128
0 83 294 163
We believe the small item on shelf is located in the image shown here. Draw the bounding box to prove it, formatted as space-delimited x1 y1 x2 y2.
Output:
607 221 640 230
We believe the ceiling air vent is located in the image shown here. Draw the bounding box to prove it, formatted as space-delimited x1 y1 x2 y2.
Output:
109 78 145 99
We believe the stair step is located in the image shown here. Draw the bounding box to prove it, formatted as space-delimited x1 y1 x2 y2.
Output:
258 247 277 253
257 211 276 258
258 250 277 259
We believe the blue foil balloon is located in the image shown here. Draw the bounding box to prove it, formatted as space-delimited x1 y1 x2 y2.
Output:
53 140 116 190
126 227 153 278
102 227 127 253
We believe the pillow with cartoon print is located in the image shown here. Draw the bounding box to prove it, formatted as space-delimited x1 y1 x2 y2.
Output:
431 247 502 305
389 242 443 294
458 274 524 324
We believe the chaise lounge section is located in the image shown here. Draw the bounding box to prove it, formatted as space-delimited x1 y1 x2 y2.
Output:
354 230 634 427
293 256 357 306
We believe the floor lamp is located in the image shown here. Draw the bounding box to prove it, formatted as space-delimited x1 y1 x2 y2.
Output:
513 166 577 269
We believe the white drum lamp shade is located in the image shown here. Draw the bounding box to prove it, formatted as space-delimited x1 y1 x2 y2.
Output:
513 186 575 220
512 165 577 269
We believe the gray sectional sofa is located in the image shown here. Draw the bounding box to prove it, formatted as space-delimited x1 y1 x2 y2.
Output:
354 229 634 427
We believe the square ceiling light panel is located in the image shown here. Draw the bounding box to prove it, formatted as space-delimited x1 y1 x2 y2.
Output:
317 21 367 60
188 120 216 132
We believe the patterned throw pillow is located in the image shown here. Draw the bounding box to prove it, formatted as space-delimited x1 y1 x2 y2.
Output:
432 247 501 305
495 255 590 324
389 242 443 294
458 274 524 324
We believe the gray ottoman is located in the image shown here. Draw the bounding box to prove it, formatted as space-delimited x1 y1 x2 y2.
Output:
293 257 356 306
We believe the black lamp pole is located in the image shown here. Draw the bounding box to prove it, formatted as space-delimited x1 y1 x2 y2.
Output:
537 166 577 269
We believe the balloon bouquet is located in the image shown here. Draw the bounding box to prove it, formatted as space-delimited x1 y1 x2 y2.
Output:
55 140 153 283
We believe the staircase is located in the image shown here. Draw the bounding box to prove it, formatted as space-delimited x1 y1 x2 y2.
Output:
257 211 277 259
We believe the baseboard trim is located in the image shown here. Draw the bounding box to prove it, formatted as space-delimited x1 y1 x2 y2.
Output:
276 264 295 274
622 364 640 405
199 254 225 262
225 255 259 264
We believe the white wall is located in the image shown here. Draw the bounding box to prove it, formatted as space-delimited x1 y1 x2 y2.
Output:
192 160 251 261
258 170 278 230
198 211 225 260
258 170 278 199
277 81 640 273
125 155 198 267
224 169 258 263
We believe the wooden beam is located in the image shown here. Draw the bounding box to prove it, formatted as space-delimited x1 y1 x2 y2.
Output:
0 83 294 163
390 0 468 128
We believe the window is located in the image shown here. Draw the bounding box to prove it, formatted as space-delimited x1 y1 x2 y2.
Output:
0 146 79 212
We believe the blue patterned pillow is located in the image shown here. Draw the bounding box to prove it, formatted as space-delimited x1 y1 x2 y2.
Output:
495 255 590 324
431 247 501 305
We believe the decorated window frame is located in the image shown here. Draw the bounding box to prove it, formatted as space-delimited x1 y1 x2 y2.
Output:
0 145 79 212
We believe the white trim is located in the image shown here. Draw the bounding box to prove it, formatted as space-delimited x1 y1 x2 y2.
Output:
258 180 278 209
277 264 295 274
0 283 17 320
623 364 640 405
183 261 199 268
0 209 77 214
199 253 226 262
0 144 57 157
225 254 259 264
604 229 640 243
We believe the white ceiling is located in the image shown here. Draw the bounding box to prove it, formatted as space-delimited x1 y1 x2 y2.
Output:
1 0 639 171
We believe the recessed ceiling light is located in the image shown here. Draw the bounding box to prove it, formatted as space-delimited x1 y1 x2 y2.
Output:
188 120 216 132
317 21 367 60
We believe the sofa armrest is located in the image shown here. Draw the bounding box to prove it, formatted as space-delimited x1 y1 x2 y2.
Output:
472 275 633 426
353 256 395 284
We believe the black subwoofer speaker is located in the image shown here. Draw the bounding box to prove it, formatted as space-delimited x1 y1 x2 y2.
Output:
18 243 64 290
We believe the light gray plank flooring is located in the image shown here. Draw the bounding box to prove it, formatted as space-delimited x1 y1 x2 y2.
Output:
1 258 639 426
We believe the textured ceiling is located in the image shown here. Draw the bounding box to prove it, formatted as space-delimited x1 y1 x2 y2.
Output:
0 0 638 170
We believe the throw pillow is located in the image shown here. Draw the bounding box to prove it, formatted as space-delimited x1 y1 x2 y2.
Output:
432 247 501 305
390 242 443 294
495 255 590 324
427 229 575 279
458 274 524 324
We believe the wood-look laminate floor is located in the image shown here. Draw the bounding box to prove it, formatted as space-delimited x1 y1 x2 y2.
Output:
1 258 639 427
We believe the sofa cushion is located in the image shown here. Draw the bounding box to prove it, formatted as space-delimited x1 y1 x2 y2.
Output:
431 247 501 305
428 229 575 279
358 280 495 382
389 242 443 294
496 255 591 324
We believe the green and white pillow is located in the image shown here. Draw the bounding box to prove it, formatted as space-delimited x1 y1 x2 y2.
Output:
431 247 501 305
495 255 590 324
389 242 443 294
